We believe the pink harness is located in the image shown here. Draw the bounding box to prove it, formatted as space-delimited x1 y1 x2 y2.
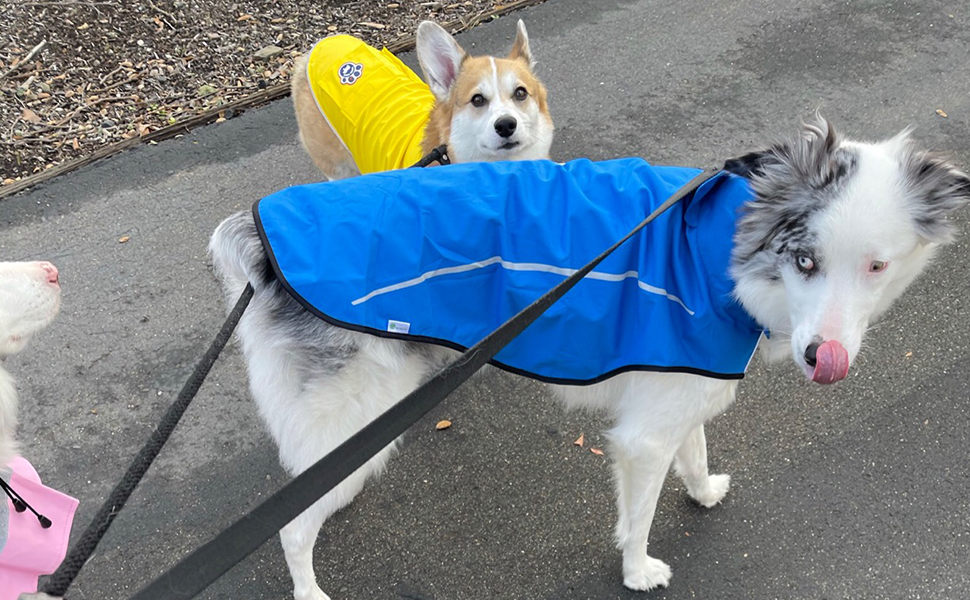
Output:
0 456 78 599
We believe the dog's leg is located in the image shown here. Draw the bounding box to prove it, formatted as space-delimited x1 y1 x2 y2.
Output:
604 373 737 592
608 430 678 591
673 424 731 508
255 337 437 600
278 446 398 600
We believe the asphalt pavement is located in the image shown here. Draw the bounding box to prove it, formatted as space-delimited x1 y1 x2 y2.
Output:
3 0 970 598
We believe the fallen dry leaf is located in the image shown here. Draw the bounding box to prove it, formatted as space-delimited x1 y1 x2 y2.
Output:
119 236 130 243
905 351 913 358
590 448 604 456
237 14 253 21
21 108 41 124
2 179 14 185
435 419 452 430
936 109 948 118
573 433 584 447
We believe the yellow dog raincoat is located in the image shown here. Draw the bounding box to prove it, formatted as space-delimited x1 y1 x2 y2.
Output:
306 35 435 174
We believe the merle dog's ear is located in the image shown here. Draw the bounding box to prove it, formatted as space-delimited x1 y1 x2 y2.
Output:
900 146 970 244
725 116 845 185
723 149 779 179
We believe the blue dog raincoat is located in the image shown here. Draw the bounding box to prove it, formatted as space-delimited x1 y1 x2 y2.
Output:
254 158 764 384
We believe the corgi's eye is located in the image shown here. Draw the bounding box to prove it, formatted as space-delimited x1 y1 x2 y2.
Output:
795 254 816 273
869 260 888 273
513 87 528 101
470 94 486 107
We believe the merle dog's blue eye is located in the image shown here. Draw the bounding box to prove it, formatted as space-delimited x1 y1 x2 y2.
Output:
796 254 816 273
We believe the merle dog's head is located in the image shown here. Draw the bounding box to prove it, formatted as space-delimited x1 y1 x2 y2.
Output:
725 115 970 383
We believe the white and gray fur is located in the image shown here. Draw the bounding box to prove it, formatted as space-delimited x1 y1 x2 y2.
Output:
210 116 970 598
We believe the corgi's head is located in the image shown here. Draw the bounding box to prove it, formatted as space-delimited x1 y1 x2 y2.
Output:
417 20 554 163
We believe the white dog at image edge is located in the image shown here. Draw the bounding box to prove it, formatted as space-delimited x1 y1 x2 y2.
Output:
0 261 73 600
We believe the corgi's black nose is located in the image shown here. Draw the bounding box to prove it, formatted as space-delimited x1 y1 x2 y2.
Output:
494 117 517 138
804 341 820 367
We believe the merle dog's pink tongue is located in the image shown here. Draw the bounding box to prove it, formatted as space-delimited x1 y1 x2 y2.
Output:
812 340 850 384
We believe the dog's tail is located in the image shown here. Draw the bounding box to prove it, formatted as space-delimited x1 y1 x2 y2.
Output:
209 211 274 307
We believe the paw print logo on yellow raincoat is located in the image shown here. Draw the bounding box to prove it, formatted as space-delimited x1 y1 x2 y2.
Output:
337 61 363 85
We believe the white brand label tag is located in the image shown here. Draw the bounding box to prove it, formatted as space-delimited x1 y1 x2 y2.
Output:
387 320 410 334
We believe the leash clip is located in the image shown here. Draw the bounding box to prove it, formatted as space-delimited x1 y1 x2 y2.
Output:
410 145 450 168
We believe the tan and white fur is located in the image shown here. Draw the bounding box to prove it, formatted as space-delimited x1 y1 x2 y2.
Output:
291 20 554 179
0 261 60 469
210 117 970 598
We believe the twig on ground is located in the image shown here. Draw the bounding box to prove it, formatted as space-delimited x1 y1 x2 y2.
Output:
1 40 47 80
88 74 141 95
54 95 131 127
20 1 118 6
99 66 124 85
147 0 178 23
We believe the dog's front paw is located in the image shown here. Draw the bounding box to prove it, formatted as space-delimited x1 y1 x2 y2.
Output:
688 473 731 508
295 587 332 600
623 555 672 591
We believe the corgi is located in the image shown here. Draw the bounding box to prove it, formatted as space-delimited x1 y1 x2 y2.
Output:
291 20 554 179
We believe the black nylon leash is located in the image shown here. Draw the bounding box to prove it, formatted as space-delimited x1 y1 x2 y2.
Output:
128 167 718 600
42 284 255 597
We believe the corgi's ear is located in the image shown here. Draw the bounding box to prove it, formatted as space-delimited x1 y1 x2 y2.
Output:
508 20 534 68
417 21 466 100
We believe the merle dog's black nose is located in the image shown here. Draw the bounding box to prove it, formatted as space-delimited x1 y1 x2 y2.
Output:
804 341 820 367
494 116 517 138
